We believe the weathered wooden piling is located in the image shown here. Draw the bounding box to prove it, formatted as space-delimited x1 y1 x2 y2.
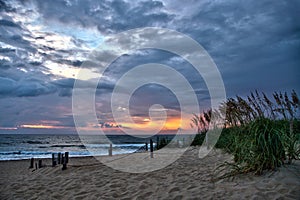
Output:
109 144 112 156
156 136 159 150
65 152 69 163
145 142 148 151
29 158 34 168
62 154 67 170
38 159 42 168
62 162 67 170
58 152 61 164
35 162 38 170
52 153 56 167
61 154 65 165
150 139 154 158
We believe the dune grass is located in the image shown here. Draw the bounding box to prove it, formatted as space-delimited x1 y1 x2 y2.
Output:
216 119 299 176
191 90 300 177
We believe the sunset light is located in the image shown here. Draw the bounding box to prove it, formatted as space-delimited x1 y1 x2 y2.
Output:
143 118 150 122
19 124 67 129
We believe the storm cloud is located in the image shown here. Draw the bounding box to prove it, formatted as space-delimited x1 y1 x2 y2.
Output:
0 0 299 132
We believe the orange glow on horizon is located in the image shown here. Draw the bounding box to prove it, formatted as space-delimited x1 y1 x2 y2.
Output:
16 115 192 133
19 124 68 129
162 117 182 130
120 116 187 132
143 118 150 122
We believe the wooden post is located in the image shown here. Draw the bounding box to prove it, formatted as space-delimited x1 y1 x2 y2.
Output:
52 153 56 167
29 158 34 168
150 139 153 158
65 152 69 163
61 154 65 165
58 152 61 164
38 160 42 168
109 144 112 156
145 142 148 151
62 162 67 170
156 136 159 150
62 154 67 170
35 162 38 170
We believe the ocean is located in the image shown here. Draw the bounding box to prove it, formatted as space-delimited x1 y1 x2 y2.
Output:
0 134 177 160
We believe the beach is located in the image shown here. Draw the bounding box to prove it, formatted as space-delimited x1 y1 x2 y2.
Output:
0 147 299 200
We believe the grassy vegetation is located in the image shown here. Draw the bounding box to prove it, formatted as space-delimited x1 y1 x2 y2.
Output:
191 90 300 176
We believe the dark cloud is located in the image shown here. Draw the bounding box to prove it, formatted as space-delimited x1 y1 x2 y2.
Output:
0 15 35 54
58 59 83 67
34 0 174 33
0 0 299 131
0 76 56 97
0 19 21 28
170 0 300 96
0 77 16 95
51 78 76 89
0 95 75 129
0 59 10 69
0 47 15 53
0 0 16 12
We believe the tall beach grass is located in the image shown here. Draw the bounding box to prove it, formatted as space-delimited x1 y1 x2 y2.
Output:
191 90 300 176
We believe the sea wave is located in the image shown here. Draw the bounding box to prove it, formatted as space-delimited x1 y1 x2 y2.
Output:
50 144 86 148
0 151 52 155
24 140 49 144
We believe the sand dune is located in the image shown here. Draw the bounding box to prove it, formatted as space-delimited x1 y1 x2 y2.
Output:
0 147 299 199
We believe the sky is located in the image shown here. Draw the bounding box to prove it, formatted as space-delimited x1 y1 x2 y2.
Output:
0 0 299 134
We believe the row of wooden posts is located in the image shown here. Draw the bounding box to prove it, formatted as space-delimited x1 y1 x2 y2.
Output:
108 139 155 158
30 139 156 170
29 152 69 170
